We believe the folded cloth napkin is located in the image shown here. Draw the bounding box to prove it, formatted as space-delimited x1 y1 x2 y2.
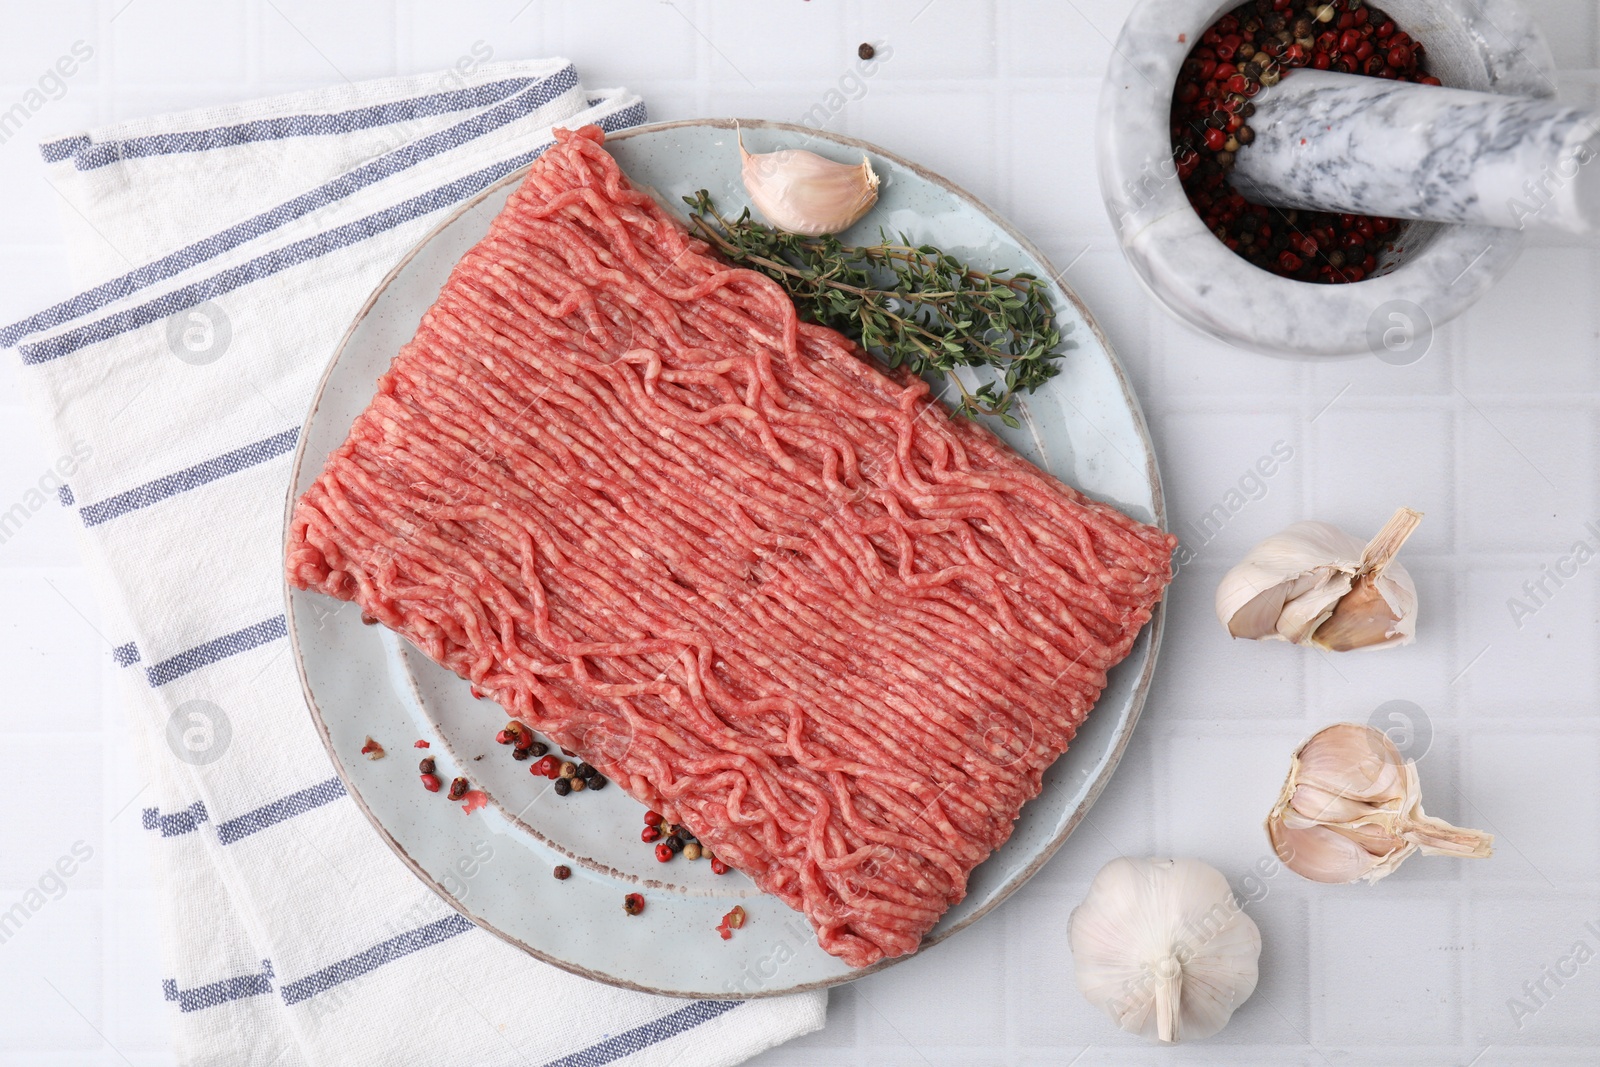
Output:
4 59 825 1067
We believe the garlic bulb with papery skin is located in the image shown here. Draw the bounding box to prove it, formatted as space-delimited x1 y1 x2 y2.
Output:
1267 723 1493 884
1069 857 1261 1043
1216 507 1422 650
738 131 879 236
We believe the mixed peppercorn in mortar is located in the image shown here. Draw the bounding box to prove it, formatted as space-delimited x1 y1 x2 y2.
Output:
1171 0 1438 283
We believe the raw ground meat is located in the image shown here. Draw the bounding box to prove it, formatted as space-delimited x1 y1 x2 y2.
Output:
287 125 1175 968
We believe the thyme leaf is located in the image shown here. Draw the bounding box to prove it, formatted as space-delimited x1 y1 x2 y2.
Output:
683 189 1072 424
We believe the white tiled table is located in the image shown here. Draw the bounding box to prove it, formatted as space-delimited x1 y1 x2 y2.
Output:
2 2 1597 1064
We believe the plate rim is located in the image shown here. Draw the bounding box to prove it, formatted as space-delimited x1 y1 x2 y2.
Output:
282 117 1168 998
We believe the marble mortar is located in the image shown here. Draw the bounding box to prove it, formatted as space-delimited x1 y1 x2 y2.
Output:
1097 0 1557 357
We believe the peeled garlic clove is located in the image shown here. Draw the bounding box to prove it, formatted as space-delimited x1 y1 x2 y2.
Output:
1216 508 1422 651
1069 857 1261 1043
739 131 879 236
1266 723 1492 885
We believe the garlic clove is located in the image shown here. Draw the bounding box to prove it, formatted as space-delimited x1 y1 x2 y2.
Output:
1216 509 1422 651
1269 820 1386 883
1266 723 1491 884
738 130 880 236
1069 857 1261 1043
1290 722 1406 801
1285 782 1381 824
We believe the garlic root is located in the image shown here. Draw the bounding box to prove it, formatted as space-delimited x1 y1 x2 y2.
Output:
1267 723 1492 884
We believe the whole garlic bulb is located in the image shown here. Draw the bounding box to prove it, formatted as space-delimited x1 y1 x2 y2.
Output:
1069 857 1261 1043
1267 723 1493 884
739 130 879 236
1216 507 1422 651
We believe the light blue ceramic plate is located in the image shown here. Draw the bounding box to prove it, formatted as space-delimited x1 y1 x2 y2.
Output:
284 119 1166 998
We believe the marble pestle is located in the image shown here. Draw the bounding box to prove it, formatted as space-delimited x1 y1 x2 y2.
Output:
1229 69 1600 234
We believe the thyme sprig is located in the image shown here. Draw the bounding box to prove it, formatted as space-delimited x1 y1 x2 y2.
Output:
683 190 1072 425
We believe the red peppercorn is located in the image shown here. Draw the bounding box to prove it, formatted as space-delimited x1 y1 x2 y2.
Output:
623 893 645 916
1354 40 1374 62
645 810 663 826
1339 29 1361 52
532 754 559 778
1312 51 1331 69
642 825 661 843
420 773 442 792
1278 251 1303 272
655 843 673 863
711 858 730 875
1204 127 1227 151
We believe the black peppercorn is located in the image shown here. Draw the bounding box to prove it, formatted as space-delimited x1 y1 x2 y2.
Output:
553 777 571 796
553 865 571 880
418 757 436 774
857 42 875 60
447 777 469 801
588 775 607 791
666 834 685 853
512 746 532 761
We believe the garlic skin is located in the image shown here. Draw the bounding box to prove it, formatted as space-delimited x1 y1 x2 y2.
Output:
1267 723 1493 884
739 133 879 236
1216 507 1422 651
1069 857 1261 1044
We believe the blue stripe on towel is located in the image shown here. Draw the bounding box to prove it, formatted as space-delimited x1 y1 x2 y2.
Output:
47 76 534 171
79 427 298 527
142 800 209 837
2 66 582 348
216 777 347 845
540 1001 744 1067
279 915 474 1006
40 134 89 163
163 960 275 1013
144 615 286 687
113 641 140 666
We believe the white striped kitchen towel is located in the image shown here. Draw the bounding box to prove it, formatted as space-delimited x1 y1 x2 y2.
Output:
3 59 826 1067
